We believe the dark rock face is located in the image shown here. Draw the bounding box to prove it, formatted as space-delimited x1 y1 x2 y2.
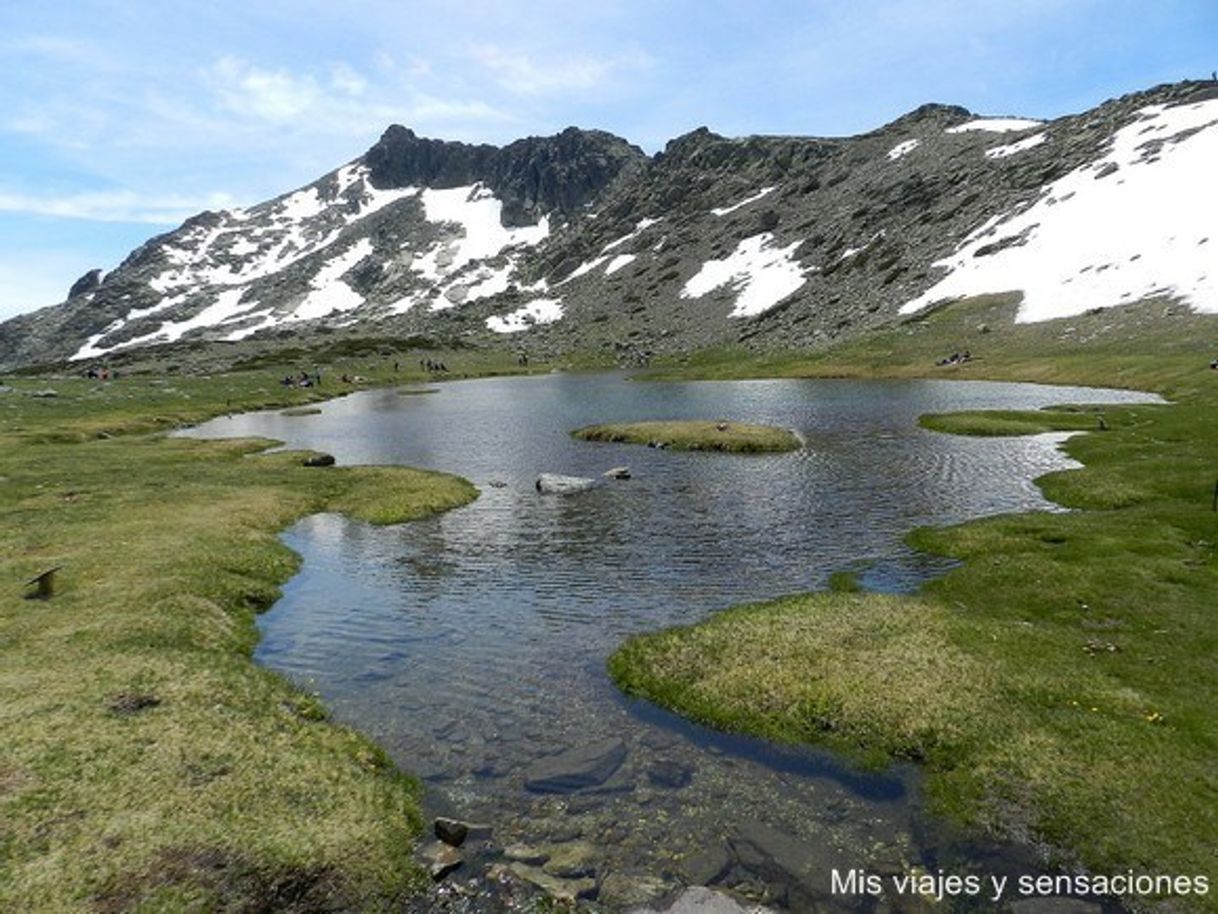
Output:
365 125 645 225
67 268 103 299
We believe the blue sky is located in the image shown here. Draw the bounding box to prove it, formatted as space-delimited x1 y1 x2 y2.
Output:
1 0 1215 320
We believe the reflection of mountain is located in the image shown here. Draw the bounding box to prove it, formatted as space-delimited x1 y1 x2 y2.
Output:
5 80 1217 369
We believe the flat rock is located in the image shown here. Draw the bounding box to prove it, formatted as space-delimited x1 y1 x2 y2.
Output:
541 840 598 878
523 737 627 792
503 843 549 865
508 862 597 903
600 872 676 908
646 758 693 789
729 821 822 908
679 843 732 886
535 473 598 495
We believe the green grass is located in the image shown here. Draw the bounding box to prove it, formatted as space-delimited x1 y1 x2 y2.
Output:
0 369 478 911
613 296 1218 910
572 420 801 453
918 407 1111 437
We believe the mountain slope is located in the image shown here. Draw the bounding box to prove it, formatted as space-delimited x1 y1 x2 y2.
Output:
2 80 1216 371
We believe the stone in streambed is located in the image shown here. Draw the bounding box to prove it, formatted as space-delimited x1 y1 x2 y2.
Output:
627 885 773 913
417 840 463 880
535 472 598 494
508 862 597 902
434 816 492 847
523 737 627 792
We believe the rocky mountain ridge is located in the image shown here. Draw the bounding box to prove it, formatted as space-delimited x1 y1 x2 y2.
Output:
2 79 1216 371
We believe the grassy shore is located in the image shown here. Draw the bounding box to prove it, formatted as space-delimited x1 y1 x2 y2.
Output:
613 297 1218 909
0 364 486 911
572 419 801 453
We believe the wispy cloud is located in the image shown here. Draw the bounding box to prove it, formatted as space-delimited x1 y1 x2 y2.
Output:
0 189 238 224
470 43 651 96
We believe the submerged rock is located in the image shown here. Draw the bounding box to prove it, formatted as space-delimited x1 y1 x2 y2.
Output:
507 862 597 903
535 473 598 494
523 737 627 792
600 872 676 908
541 840 598 878
418 840 463 880
628 885 773 913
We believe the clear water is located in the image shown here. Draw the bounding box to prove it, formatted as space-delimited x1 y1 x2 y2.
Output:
183 374 1158 910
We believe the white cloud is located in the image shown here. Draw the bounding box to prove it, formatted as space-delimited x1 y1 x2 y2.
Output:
470 43 650 95
208 56 322 122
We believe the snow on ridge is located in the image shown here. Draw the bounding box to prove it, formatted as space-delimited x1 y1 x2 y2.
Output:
605 254 636 275
711 187 776 217
901 99 1218 323
486 298 563 333
947 117 1044 134
681 232 807 317
835 231 885 263
601 217 661 254
558 255 609 285
985 132 1049 159
887 139 920 161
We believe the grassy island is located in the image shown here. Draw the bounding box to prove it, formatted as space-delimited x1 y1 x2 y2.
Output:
614 297 1218 910
572 419 801 453
0 366 478 911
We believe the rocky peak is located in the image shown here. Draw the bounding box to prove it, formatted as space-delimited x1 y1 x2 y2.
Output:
67 268 103 299
363 125 645 227
877 103 973 134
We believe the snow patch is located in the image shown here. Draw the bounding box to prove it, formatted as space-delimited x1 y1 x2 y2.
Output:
486 298 563 333
601 217 661 254
887 139 920 161
947 118 1044 134
291 239 372 321
902 100 1218 322
711 187 776 217
416 184 548 278
559 255 609 285
986 132 1049 159
681 233 807 317
605 254 636 275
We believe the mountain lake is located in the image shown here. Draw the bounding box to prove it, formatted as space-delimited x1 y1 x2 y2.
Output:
181 372 1161 912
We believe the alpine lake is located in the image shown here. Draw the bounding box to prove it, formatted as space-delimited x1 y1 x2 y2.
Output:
181 372 1160 912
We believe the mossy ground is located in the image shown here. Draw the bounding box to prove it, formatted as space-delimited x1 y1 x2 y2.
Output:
572 419 801 453
614 296 1218 910
0 363 483 911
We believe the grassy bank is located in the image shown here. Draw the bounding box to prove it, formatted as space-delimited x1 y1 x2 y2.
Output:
0 369 478 910
613 297 1218 909
572 419 801 453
